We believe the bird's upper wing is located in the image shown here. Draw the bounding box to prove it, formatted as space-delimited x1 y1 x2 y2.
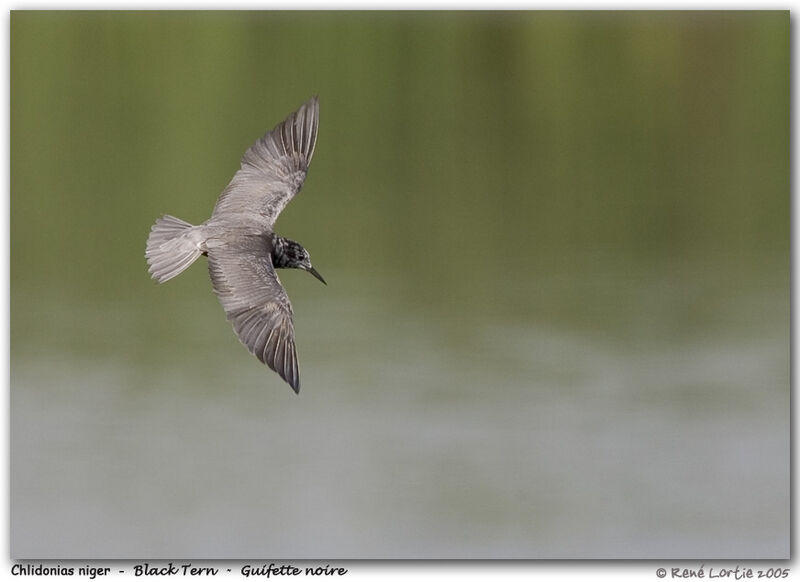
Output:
207 236 300 393
211 96 319 227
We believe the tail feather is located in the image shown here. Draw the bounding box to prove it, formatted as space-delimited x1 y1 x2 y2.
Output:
145 215 204 283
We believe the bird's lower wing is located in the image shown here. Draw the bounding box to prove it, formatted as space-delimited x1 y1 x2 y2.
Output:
207 238 300 393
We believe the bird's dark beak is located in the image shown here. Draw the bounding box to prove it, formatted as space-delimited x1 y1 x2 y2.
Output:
307 266 327 285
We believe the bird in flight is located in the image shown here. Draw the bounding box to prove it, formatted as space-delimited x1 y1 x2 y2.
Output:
145 96 325 394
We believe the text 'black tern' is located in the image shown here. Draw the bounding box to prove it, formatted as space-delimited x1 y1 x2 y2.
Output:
145 97 324 394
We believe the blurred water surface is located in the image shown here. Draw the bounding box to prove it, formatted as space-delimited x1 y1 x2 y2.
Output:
10 11 788 557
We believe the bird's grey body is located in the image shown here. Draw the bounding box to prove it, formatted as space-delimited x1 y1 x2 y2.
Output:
145 97 324 393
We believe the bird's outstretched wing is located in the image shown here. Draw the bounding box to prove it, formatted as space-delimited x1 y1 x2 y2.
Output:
207 236 300 393
211 96 319 227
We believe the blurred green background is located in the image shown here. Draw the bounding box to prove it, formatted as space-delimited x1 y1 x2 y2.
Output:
11 11 788 558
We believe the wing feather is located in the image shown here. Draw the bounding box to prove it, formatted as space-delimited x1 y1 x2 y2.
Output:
207 235 300 393
211 96 319 228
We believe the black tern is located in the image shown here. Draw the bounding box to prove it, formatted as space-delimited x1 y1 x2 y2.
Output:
145 97 324 393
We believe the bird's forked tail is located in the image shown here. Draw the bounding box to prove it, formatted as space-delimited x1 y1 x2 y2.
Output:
145 215 204 283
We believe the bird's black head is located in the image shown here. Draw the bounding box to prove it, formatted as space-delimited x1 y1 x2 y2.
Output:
270 235 326 284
